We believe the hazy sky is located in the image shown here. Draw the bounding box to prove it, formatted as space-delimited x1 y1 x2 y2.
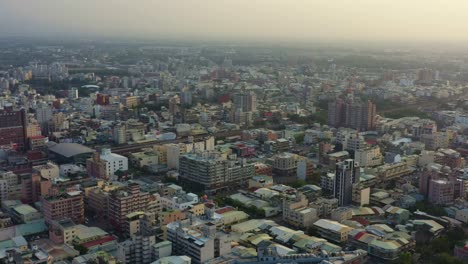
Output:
1 0 468 43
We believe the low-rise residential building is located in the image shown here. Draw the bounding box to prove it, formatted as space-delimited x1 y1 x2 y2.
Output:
313 219 354 243
282 194 318 229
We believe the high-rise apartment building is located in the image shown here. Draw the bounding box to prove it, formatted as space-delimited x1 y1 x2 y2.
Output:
418 68 434 85
328 98 346 128
35 102 53 128
328 99 376 131
108 183 150 229
233 91 257 112
334 159 360 206
0 108 27 149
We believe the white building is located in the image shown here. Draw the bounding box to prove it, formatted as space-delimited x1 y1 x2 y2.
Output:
354 146 383 167
35 102 53 126
69 87 79 99
100 148 128 178
160 192 199 211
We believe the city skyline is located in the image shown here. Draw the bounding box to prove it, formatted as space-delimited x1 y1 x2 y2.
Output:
2 0 468 45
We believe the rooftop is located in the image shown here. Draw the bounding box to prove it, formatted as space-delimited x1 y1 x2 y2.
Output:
13 204 38 215
48 143 93 158
314 219 353 233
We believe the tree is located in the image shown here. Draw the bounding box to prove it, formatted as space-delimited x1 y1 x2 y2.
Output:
74 244 88 255
433 253 465 264
294 133 305 144
289 180 307 188
431 237 451 254
390 252 413 264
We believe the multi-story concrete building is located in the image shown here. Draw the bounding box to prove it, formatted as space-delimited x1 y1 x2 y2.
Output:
271 152 299 184
233 91 257 112
113 124 127 144
328 99 376 131
434 148 462 169
354 146 383 168
86 149 128 180
100 148 128 179
309 198 339 218
26 123 42 138
49 218 78 245
108 183 150 229
420 132 449 150
86 152 108 179
116 235 156 264
32 162 59 180
428 178 464 205
68 87 78 99
166 137 216 169
51 112 68 132
0 108 27 149
282 194 317 228
179 151 254 192
121 96 139 108
152 241 172 261
160 192 199 211
313 219 354 243
167 220 231 264
166 143 192 169
0 171 21 203
35 102 52 129
41 191 85 224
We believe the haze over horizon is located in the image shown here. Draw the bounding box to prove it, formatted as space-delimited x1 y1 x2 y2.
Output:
2 0 468 45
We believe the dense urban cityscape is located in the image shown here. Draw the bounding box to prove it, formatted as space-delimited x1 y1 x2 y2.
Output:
2 1 468 264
